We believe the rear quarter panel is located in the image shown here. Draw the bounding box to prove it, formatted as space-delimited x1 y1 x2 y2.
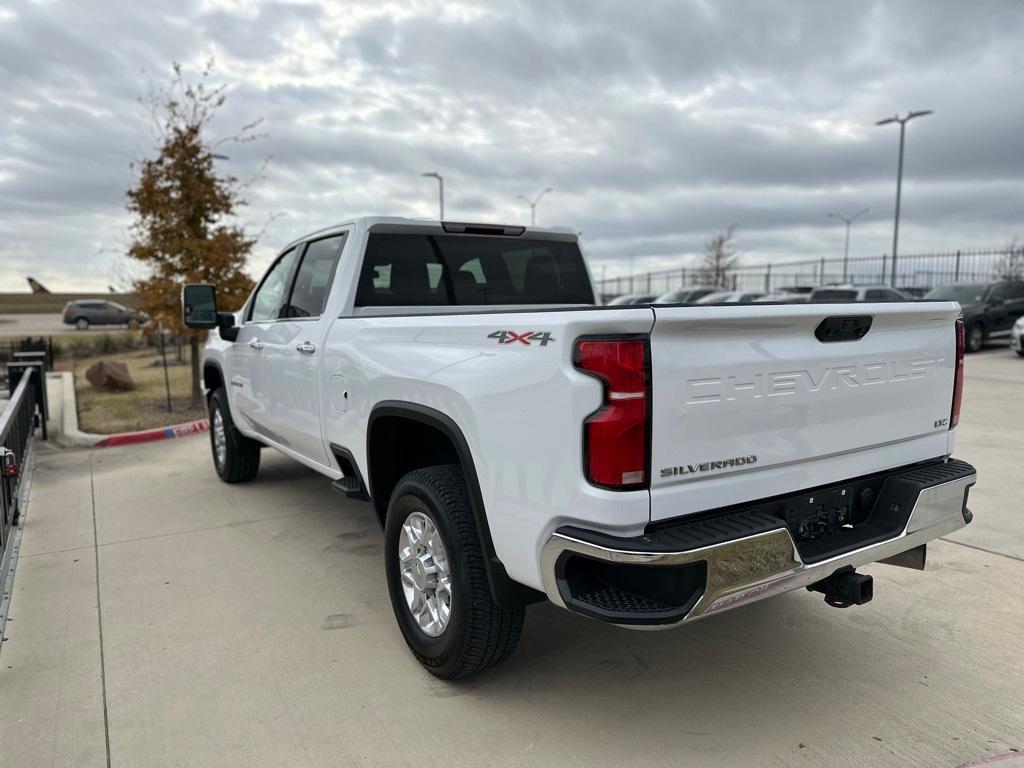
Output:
321 308 653 590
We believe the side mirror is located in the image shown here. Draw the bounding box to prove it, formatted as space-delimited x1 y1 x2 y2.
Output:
182 284 219 329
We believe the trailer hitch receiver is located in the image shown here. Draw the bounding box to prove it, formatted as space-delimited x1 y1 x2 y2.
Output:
807 566 873 608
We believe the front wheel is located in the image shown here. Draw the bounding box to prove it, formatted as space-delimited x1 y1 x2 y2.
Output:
384 465 524 679
209 388 260 483
965 322 985 353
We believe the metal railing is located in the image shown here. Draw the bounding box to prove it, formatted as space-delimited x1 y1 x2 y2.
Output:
0 338 54 388
1 366 45 563
596 247 1020 299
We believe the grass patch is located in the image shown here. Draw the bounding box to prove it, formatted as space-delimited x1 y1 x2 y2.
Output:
51 331 144 359
58 347 206 434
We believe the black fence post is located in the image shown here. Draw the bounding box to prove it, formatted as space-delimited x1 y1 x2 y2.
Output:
7 362 47 441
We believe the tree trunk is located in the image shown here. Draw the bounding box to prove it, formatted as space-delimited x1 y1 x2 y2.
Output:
190 335 202 405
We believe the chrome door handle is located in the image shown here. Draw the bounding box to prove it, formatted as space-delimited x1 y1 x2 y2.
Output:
249 339 264 350
296 341 316 354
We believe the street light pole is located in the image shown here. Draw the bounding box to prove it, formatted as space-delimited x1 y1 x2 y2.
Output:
826 208 871 282
517 187 553 226
421 172 444 219
876 110 933 286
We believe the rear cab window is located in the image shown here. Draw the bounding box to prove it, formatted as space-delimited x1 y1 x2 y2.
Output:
354 233 594 307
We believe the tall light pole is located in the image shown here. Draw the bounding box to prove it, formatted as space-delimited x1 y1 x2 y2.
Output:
518 187 553 226
421 171 444 219
826 208 871 282
876 110 932 286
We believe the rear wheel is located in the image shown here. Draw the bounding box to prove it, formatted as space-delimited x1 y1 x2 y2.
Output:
75 317 89 330
384 465 524 679
965 322 985 353
209 388 260 483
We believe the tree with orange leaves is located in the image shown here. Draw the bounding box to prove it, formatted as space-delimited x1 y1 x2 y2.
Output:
127 61 262 404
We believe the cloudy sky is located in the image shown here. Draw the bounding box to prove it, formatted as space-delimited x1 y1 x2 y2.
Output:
1 0 1022 291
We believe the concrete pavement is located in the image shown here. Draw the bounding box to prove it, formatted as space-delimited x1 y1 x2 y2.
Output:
0 313 124 336
0 349 1021 767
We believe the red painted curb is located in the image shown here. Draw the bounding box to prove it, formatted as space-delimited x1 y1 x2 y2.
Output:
94 419 210 448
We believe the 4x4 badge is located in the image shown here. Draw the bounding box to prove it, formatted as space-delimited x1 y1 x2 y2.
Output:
487 330 555 346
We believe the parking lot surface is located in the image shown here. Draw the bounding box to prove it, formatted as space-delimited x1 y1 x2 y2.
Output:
0 350 1021 767
1 313 75 336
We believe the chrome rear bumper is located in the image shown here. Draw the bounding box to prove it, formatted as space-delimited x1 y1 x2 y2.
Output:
540 466 976 629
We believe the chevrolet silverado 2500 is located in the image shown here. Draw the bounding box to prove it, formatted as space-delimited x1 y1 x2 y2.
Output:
182 217 975 679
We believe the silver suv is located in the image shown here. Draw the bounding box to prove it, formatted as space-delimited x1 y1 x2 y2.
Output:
808 285 911 303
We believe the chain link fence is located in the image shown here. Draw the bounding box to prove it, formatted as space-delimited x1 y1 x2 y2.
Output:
596 248 1019 300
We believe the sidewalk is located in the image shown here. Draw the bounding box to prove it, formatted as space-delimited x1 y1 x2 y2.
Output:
1 354 1022 767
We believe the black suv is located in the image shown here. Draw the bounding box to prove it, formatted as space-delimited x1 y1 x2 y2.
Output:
924 281 1024 352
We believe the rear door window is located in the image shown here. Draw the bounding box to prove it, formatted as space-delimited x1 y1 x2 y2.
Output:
355 233 594 306
282 234 346 318
987 284 1009 302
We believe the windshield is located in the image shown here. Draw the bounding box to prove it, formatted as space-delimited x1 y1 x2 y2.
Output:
608 294 639 305
923 284 987 303
654 291 689 303
696 291 733 304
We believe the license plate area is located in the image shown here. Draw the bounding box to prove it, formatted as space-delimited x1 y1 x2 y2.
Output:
783 486 859 544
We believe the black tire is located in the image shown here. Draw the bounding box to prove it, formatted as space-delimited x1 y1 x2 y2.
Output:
384 465 524 679
75 317 89 330
965 322 985 353
1016 349 1024 358
209 388 260 483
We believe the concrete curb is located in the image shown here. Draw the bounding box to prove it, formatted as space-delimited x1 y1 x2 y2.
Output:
47 370 209 448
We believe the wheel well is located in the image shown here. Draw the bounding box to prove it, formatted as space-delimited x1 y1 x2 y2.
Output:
203 363 224 396
366 403 546 608
367 415 459 527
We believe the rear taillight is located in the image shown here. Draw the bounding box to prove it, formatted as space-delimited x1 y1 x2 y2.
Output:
573 336 650 489
950 319 965 429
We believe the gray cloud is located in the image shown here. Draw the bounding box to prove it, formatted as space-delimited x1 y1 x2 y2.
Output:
1 0 1022 290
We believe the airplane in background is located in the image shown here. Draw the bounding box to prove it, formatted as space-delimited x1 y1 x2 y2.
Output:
26 277 51 294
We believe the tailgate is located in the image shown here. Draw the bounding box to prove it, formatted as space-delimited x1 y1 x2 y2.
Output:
648 302 960 522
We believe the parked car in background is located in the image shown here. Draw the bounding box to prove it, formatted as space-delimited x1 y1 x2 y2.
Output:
808 285 911 303
62 299 148 330
923 281 1024 353
899 286 931 299
606 293 658 305
653 287 719 304
755 292 810 303
1011 315 1024 357
695 290 764 304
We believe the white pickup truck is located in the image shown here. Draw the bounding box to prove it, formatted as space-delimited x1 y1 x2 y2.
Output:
183 217 976 679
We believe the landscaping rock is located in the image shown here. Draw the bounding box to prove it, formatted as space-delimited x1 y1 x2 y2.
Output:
85 361 134 391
